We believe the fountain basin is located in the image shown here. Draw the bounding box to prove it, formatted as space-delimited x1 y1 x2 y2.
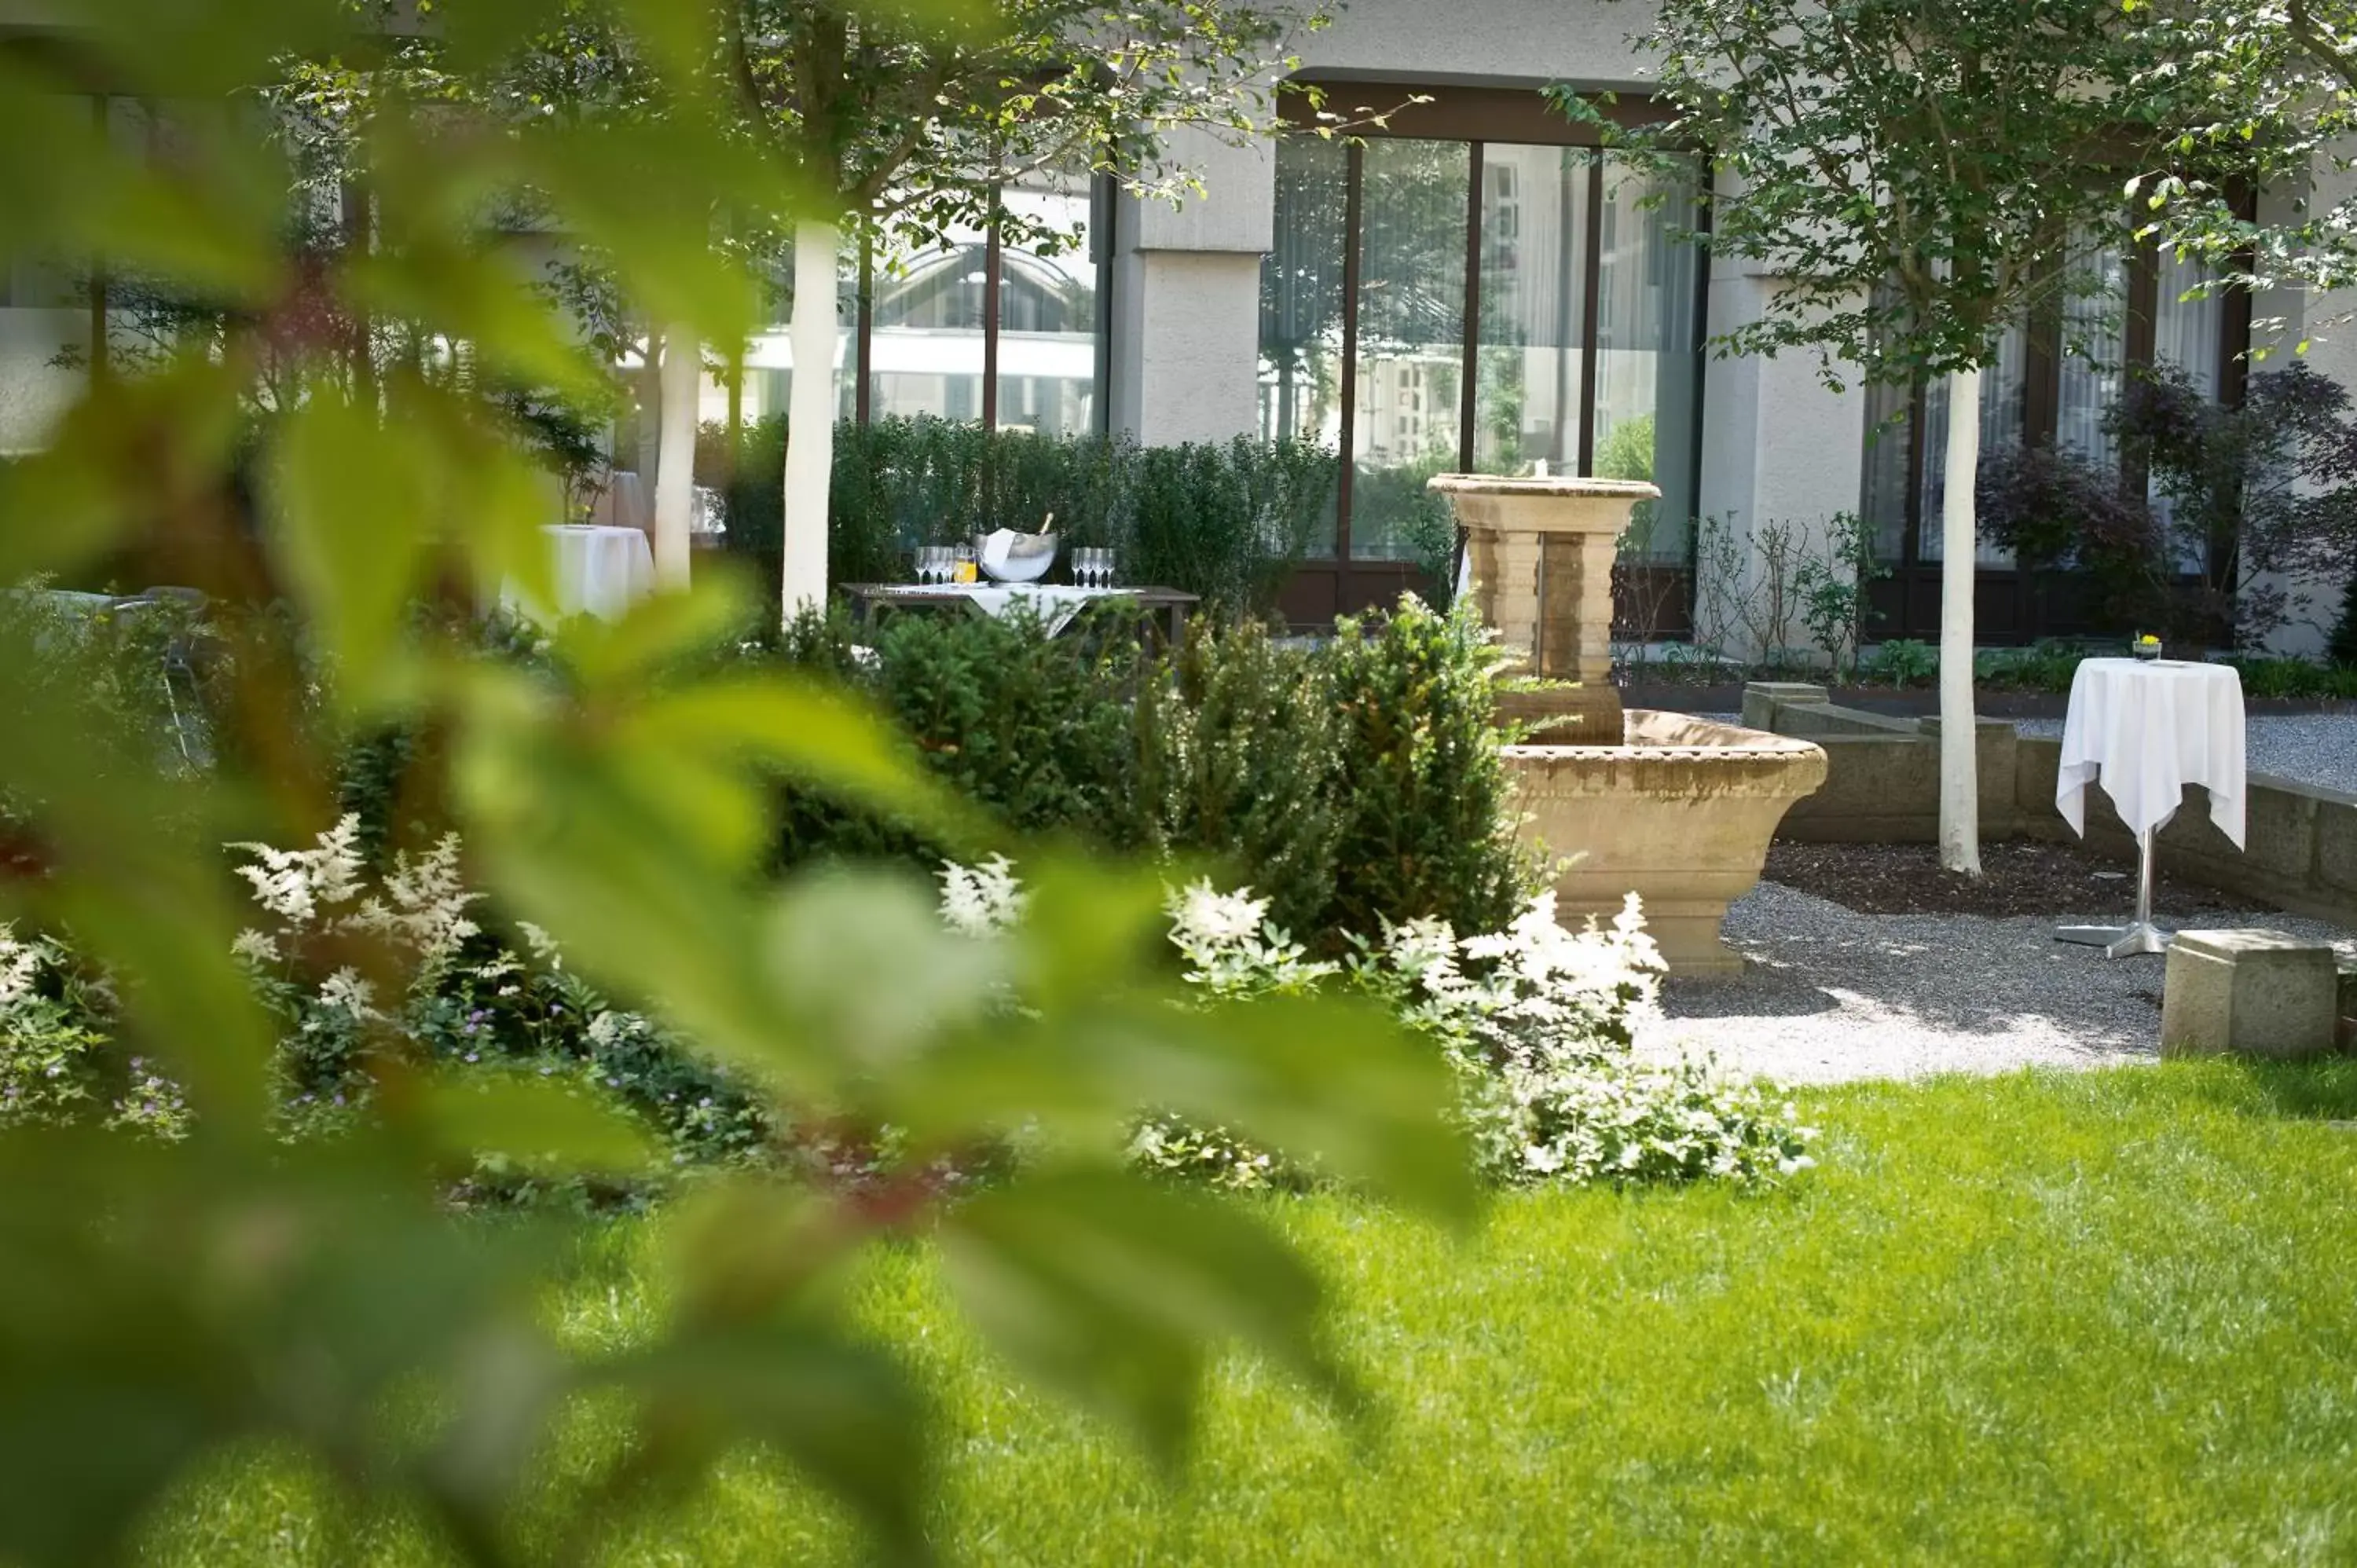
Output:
1505 711 1827 976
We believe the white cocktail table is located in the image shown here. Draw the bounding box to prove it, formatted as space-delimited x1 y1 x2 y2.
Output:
2053 657 2245 957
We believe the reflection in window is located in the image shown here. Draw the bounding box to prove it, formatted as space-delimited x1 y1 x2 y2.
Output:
1255 131 1707 570
1351 139 1469 561
1258 135 1347 556
868 219 988 424
1595 158 1702 560
996 170 1100 438
1475 145 1587 480
1919 327 2025 565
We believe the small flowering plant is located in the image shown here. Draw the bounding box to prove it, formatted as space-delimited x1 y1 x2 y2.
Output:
948 863 1817 1191
0 924 188 1139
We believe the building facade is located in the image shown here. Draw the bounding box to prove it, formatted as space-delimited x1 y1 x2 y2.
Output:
2 1 2345 654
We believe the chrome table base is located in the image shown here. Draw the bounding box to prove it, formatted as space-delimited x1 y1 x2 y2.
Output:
2055 826 2170 958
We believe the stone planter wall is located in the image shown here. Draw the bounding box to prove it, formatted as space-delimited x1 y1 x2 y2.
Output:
1748 682 2357 927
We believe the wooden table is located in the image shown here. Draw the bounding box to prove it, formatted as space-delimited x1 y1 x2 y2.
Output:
840 583 1202 644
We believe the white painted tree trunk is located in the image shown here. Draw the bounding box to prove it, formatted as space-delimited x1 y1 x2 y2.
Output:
651 324 699 591
633 339 664 506
1938 365 1983 877
779 215 839 621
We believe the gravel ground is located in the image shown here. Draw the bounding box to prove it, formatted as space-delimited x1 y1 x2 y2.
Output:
2014 712 2357 796
1640 881 2357 1086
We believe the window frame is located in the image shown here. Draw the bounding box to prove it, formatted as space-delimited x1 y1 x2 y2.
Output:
846 173 1114 438
1864 223 2255 639
1270 82 1710 568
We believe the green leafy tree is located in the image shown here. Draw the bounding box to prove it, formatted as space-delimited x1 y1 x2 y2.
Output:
2126 0 2357 350
710 0 1329 620
0 4 1473 1563
1622 0 2180 874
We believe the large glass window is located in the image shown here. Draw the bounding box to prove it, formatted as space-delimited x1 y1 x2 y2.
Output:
1858 240 2243 586
1352 140 1470 559
720 172 1110 437
1256 130 1707 568
995 169 1101 438
1259 135 1347 556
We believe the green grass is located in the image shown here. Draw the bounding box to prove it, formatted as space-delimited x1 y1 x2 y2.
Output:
152 1061 2357 1566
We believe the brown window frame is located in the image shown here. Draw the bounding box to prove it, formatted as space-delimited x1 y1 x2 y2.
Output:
1270 82 1709 567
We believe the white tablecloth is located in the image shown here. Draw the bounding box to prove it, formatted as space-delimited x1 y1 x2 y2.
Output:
543 524 654 621
2055 658 2246 848
870 584 1125 636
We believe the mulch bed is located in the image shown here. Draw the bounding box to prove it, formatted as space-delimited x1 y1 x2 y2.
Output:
1761 838 2253 919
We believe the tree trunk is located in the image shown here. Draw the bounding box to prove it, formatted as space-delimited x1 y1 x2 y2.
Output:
1938 366 1983 877
651 325 699 592
633 335 665 509
780 215 839 621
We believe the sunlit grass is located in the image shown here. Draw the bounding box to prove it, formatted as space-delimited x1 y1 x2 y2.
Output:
150 1061 2357 1565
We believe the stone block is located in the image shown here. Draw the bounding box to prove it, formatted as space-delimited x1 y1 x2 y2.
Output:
1493 683 1623 743
2242 779 2320 885
2340 963 2357 1054
1740 681 1828 731
2316 797 2357 897
2161 929 2343 1060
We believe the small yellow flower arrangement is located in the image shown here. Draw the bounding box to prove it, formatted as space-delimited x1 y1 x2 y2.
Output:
2132 632 2162 661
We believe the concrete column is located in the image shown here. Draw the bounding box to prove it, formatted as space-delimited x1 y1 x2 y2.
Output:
1108 127 1274 446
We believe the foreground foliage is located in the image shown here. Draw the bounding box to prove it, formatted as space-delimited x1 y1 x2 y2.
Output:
0 3 1470 1564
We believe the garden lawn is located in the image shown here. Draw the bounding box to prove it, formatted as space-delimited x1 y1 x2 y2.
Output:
154 1061 2357 1566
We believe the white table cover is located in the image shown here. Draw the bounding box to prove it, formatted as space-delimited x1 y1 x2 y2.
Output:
2055 658 2246 848
869 584 1126 636
543 524 654 621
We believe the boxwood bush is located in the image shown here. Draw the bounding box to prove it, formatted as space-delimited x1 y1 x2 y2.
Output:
702 416 1336 619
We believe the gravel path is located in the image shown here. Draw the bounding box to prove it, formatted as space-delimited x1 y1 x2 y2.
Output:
2014 712 2357 796
1640 881 2356 1086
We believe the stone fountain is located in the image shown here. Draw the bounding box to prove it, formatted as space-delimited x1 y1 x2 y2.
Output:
1428 474 1828 976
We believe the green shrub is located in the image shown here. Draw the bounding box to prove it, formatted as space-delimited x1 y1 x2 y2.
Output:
1321 596 1536 942
2330 569 2357 669
706 416 1336 618
1150 619 1345 940
1861 637 1937 688
2223 655 2357 702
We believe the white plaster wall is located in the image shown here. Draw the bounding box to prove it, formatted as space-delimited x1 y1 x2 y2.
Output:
1292 0 1660 87
1693 271 1868 658
0 309 87 455
1108 250 1266 445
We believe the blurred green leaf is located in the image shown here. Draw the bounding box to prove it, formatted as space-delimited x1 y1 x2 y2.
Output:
415 1073 657 1174
761 868 999 1072
270 395 438 713
941 1170 1349 1466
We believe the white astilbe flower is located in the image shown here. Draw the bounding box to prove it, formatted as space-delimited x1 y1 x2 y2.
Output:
937 855 1025 937
515 921 563 971
229 929 280 967
585 1009 629 1049
1164 879 1335 998
315 967 376 1021
0 927 45 1013
229 814 366 927
346 833 478 963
